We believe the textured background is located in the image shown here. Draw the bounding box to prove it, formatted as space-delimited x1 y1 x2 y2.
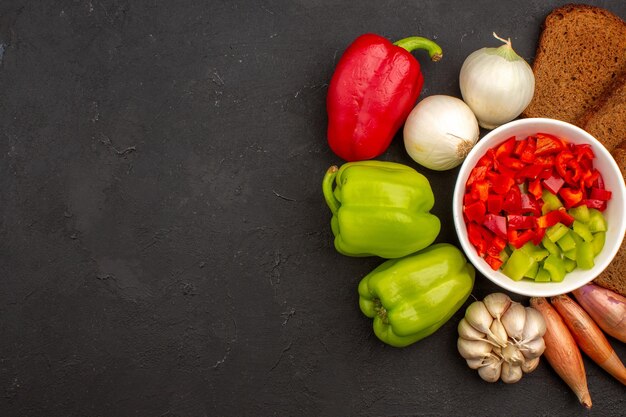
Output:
0 1 624 416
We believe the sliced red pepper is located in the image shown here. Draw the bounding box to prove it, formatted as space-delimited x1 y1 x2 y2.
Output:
575 143 595 162
495 137 516 159
535 155 556 169
520 193 542 216
483 213 507 239
532 226 546 245
520 136 537 163
491 173 516 195
487 194 503 214
556 150 575 184
467 223 488 257
594 171 605 189
502 186 522 214
559 187 584 208
463 192 475 205
515 164 544 181
536 210 561 229
589 187 612 201
470 180 490 202
485 255 504 271
583 199 607 211
528 178 543 200
556 207 575 226
513 137 528 157
507 214 537 230
535 133 566 155
488 235 507 255
466 165 488 187
508 229 535 249
582 169 600 189
500 156 526 171
463 200 486 223
542 174 565 195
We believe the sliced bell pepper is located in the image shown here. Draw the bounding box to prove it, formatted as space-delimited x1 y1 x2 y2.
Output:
507 215 536 230
535 133 566 155
487 194 503 214
520 136 537 163
495 137 516 159
589 187 612 201
559 187 584 208
467 165 488 187
470 180 490 202
484 214 507 239
508 229 535 249
463 200 486 224
502 186 522 214
528 178 543 200
491 173 516 195
542 174 565 195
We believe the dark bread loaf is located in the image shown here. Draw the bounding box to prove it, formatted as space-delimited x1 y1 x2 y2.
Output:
522 4 626 124
592 141 626 297
577 72 626 152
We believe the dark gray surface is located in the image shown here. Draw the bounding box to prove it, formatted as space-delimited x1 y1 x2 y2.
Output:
1 1 625 416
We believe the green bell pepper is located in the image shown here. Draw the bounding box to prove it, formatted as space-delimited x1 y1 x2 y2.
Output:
358 243 475 347
323 161 441 258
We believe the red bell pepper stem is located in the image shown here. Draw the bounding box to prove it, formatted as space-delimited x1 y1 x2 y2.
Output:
393 37 443 61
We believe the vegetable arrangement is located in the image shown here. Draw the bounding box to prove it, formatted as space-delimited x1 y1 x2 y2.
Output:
462 134 613 281
321 29 624 410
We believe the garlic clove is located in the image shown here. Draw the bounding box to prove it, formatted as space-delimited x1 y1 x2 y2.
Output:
458 318 486 341
501 362 523 384
501 344 525 367
457 337 493 360
522 356 540 373
478 360 502 383
488 318 509 347
521 307 547 342
483 293 512 321
519 336 546 359
466 357 488 370
501 302 526 341
465 301 494 335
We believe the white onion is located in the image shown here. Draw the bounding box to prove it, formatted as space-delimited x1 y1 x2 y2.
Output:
403 95 479 171
459 32 535 129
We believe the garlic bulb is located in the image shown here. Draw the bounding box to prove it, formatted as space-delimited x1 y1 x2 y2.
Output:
403 95 479 171
457 293 546 383
459 32 535 129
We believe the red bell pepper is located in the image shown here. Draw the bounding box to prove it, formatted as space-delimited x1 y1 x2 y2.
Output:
327 34 442 161
559 187 584 208
535 133 565 155
484 214 507 239
463 200 486 223
507 215 537 230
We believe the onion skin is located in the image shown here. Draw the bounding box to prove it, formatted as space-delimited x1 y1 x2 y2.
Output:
551 294 626 385
530 297 592 409
572 283 626 343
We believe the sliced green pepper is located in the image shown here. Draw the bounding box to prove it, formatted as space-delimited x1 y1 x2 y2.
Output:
591 232 605 255
323 161 441 258
502 248 536 281
543 254 566 282
358 244 475 347
576 240 595 270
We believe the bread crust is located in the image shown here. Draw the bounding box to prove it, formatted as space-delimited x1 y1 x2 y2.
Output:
522 4 626 122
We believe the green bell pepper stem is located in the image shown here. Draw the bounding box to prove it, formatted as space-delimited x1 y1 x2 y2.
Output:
322 165 340 214
393 37 443 62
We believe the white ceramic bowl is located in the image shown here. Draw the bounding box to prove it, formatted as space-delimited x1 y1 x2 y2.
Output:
453 118 626 297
